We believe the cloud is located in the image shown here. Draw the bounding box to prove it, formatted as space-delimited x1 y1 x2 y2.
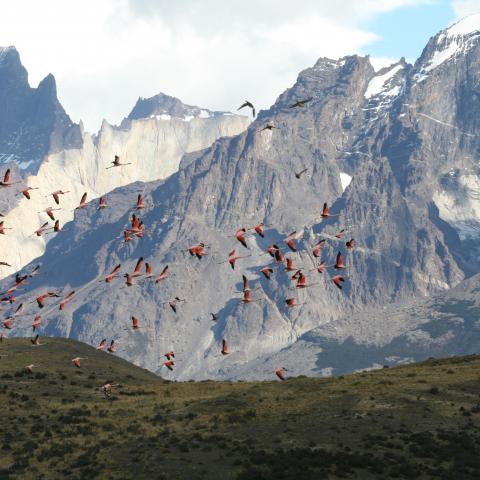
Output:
452 0 480 17
0 0 433 131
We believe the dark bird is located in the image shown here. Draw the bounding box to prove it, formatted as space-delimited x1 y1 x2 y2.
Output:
238 100 255 118
290 98 313 108
295 168 308 179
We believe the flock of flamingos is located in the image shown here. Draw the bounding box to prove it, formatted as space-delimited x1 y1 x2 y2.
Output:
0 98 356 391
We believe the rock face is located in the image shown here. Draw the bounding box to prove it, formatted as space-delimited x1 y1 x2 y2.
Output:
0 51 250 276
0 46 82 170
5 16 480 380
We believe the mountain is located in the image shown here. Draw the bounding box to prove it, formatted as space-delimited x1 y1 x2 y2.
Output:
4 16 480 380
0 49 249 276
0 46 82 171
1 338 480 479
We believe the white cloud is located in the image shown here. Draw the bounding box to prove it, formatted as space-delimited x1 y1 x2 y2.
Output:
452 0 480 17
0 0 433 132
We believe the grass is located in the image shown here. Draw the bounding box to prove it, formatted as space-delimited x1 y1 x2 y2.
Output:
1 338 480 479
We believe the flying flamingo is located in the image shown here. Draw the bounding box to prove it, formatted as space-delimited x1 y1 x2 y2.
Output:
312 239 326 258
104 264 122 283
97 339 107 350
236 228 248 249
320 202 339 219
253 223 265 238
332 276 345 289
145 263 153 278
106 155 131 169
98 196 107 209
32 315 41 331
275 367 288 381
346 239 356 250
335 229 345 239
33 222 50 237
334 252 346 270
260 266 273 279
47 190 70 205
163 360 175 371
31 334 43 346
3 319 12 330
123 230 132 242
210 313 218 322
155 266 169 283
131 257 144 277
76 192 88 209
35 292 60 308
25 364 36 374
0 221 12 235
285 231 299 252
164 351 175 360
131 317 140 330
163 297 184 313
21 187 39 200
221 339 229 355
225 250 250 270
38 207 61 221
59 291 75 310
136 194 144 210
107 340 117 353
285 298 305 308
71 357 86 368
0 169 20 188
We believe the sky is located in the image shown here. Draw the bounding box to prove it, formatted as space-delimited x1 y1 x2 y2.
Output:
0 0 478 132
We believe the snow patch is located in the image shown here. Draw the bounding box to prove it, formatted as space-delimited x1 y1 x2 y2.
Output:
447 14 480 37
364 64 403 99
340 172 352 192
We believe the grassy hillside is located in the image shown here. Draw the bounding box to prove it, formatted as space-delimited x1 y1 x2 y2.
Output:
1 338 480 479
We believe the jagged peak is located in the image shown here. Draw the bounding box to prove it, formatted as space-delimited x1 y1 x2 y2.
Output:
126 91 234 122
444 13 480 38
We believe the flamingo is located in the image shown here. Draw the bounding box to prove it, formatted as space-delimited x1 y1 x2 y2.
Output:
346 239 356 250
285 258 296 272
238 100 255 118
3 319 12 330
260 124 276 131
285 231 299 252
274 248 285 263
334 252 346 270
59 291 75 310
131 257 144 277
188 243 207 259
260 266 273 279
97 339 107 350
0 221 12 235
155 266 169 284
35 292 60 309
33 222 50 237
136 194 144 210
145 263 153 278
221 339 229 355
163 360 175 371
275 367 288 381
71 357 86 368
131 316 140 330
164 351 175 360
123 230 132 242
242 275 251 292
47 190 70 205
25 364 35 374
164 297 184 313
106 155 131 169
107 340 117 353
31 334 43 346
253 223 265 238
32 315 41 331
312 239 326 258
285 298 305 308
316 262 327 274
236 228 248 249
0 169 20 187
29 265 41 277
321 203 330 219
210 313 218 322
227 250 250 270
76 192 88 209
0 261 11 267
104 264 122 283
124 274 135 287
21 187 39 200
98 196 107 209
335 229 345 239
332 276 345 290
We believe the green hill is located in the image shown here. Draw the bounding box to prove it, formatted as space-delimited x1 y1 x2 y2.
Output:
1 338 480 479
